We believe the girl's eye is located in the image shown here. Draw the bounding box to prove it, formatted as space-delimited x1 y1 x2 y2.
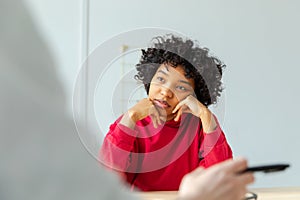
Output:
156 76 165 83
177 86 187 91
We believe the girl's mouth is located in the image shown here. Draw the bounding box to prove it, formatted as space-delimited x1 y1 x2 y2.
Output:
153 99 170 108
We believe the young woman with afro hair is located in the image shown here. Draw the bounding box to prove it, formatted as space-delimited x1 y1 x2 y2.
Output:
100 34 233 191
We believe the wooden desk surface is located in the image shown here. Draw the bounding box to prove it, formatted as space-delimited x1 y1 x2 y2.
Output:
137 187 300 200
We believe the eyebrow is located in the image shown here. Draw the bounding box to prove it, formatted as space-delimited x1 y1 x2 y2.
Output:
157 69 168 76
157 65 169 75
157 68 193 87
179 80 193 86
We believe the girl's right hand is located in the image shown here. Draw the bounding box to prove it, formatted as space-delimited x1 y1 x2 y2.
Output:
128 98 165 128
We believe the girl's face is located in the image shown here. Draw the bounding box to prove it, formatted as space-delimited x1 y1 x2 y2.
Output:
148 63 195 121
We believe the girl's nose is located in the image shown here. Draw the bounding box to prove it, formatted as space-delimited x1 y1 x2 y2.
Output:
160 87 173 98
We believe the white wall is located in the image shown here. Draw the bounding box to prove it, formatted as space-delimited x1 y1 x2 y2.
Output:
24 0 82 113
25 0 300 188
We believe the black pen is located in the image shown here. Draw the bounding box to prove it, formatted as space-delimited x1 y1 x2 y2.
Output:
239 164 290 174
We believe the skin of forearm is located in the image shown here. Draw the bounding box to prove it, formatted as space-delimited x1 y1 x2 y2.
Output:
199 108 217 134
119 110 137 130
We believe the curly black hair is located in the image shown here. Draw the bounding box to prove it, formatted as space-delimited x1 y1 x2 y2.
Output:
134 34 226 106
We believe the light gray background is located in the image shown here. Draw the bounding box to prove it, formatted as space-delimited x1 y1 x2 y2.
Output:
25 0 299 188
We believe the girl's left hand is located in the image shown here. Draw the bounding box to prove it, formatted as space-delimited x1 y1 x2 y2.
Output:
172 95 218 133
172 95 207 121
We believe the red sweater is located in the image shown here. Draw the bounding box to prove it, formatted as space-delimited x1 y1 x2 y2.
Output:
100 113 232 191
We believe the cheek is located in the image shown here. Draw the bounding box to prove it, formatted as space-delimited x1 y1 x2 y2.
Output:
172 91 187 101
148 83 159 97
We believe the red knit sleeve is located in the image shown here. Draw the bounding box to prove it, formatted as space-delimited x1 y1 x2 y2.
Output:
198 117 233 168
99 118 138 173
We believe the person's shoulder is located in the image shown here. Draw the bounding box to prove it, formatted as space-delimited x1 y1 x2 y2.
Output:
108 115 124 130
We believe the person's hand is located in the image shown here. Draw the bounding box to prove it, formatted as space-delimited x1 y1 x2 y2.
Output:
172 95 217 133
121 98 165 129
178 158 255 200
172 95 206 121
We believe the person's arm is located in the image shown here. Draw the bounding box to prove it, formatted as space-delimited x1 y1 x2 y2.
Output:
178 158 255 200
172 95 232 167
198 118 233 167
100 98 163 174
197 107 218 133
99 117 138 174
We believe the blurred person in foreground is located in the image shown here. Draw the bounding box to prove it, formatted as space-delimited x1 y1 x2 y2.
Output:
0 0 254 200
